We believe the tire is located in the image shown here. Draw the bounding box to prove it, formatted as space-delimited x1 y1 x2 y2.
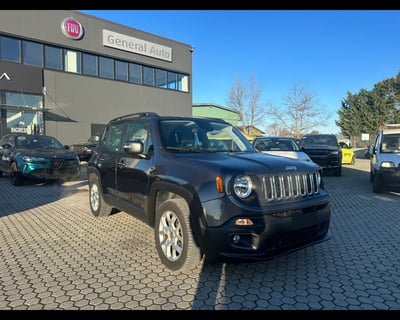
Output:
372 174 384 193
155 198 203 272
57 177 67 185
10 163 24 186
350 156 355 165
333 166 342 177
88 174 113 217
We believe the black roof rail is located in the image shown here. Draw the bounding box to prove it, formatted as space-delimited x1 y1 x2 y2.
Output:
110 112 159 122
192 115 229 123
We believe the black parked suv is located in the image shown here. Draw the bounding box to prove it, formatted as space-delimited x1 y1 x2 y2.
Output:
69 135 100 162
299 134 342 176
87 112 332 272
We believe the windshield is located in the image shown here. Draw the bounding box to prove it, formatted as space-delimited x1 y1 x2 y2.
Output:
16 135 65 149
254 137 300 152
381 134 400 153
159 119 255 153
301 135 338 147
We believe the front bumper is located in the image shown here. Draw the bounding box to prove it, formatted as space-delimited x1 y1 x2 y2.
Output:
311 158 341 169
198 199 332 261
21 162 81 181
376 168 400 188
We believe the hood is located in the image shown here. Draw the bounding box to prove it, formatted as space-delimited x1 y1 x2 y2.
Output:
17 148 78 159
302 145 338 151
169 151 320 175
261 150 312 162
71 142 97 147
381 153 400 165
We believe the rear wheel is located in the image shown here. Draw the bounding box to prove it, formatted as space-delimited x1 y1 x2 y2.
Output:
350 156 355 165
155 198 203 272
88 174 112 217
10 163 24 186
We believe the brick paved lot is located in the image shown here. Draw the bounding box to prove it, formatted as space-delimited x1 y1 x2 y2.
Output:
0 159 400 310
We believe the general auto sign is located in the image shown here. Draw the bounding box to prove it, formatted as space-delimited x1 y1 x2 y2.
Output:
61 17 84 40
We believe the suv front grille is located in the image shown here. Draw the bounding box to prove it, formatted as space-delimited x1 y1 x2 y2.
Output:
262 171 320 201
50 159 63 168
307 150 330 156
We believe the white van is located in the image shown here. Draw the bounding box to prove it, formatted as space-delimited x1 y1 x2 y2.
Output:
369 124 400 193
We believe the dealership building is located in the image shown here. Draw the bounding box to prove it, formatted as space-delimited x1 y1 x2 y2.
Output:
0 10 193 144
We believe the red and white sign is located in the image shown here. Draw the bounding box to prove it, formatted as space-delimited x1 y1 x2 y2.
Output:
61 17 84 40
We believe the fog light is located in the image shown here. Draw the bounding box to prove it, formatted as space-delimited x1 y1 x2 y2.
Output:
232 235 240 243
235 218 254 226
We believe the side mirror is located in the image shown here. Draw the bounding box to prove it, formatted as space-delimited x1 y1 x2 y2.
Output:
123 141 143 155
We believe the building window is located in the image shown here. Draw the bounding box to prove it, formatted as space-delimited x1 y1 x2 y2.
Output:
115 60 128 81
155 69 167 88
143 66 154 86
178 74 189 92
129 63 142 84
0 34 190 94
45 45 62 70
5 91 44 135
5 91 43 108
0 36 21 63
167 72 177 90
82 53 98 76
99 56 114 79
64 49 81 73
22 40 43 67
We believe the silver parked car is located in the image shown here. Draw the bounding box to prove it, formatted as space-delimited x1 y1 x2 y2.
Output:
253 136 312 162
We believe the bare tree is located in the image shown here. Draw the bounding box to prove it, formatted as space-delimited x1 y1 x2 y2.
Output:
226 74 265 134
226 76 246 130
264 122 292 136
265 83 329 138
247 75 265 132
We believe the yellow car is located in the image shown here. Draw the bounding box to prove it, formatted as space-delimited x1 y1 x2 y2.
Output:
339 142 355 164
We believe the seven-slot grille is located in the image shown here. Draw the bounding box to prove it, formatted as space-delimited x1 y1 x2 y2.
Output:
263 171 320 201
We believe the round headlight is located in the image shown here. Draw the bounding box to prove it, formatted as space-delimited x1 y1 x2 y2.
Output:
233 175 253 199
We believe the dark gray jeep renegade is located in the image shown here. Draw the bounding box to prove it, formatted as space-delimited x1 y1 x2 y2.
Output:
87 112 332 272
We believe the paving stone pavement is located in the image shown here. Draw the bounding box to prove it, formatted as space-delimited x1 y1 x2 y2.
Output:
0 160 400 311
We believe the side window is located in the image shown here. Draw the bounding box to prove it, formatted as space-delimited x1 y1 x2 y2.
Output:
375 133 381 152
3 136 14 147
103 122 124 152
125 121 151 153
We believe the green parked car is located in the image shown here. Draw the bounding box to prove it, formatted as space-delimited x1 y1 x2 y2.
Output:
0 133 81 186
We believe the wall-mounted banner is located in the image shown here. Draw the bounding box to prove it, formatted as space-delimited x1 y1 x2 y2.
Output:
103 29 172 62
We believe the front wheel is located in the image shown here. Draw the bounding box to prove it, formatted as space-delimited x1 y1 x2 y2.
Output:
372 174 384 193
88 174 113 217
155 198 203 272
333 166 342 177
10 163 24 186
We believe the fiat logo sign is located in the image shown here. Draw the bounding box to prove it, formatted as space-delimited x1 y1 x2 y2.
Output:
61 17 84 40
